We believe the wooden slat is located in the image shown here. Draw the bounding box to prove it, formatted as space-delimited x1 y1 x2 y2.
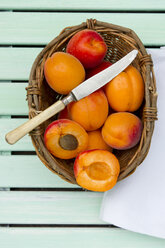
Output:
0 228 165 248
0 118 34 151
0 83 28 115
0 48 41 80
0 0 164 11
0 47 159 81
0 12 164 45
0 155 78 188
0 191 103 224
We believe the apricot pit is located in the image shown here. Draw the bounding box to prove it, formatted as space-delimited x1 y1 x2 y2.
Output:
59 134 78 150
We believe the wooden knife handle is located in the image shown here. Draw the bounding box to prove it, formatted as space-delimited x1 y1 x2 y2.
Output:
5 100 65 145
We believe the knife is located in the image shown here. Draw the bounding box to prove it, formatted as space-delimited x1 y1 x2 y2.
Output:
5 49 138 144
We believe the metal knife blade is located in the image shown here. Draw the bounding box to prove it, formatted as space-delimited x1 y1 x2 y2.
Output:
71 49 138 101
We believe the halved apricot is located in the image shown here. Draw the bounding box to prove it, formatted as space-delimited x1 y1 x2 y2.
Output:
74 150 120 192
44 119 88 159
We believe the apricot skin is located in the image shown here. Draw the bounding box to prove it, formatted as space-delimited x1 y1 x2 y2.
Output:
105 65 144 112
58 108 70 120
66 29 107 69
87 130 112 152
102 112 142 150
74 149 120 192
68 89 109 131
86 60 112 79
44 52 85 95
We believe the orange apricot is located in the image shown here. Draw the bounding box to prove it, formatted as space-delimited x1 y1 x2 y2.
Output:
105 65 144 112
102 112 142 150
87 130 112 152
44 52 85 95
74 149 120 192
67 89 109 131
44 119 88 159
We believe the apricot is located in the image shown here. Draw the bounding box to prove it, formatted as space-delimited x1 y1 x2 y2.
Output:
44 52 85 95
44 119 88 159
74 150 120 192
58 108 70 120
105 65 144 112
66 29 107 69
87 130 112 152
67 90 109 131
102 112 142 150
86 60 112 79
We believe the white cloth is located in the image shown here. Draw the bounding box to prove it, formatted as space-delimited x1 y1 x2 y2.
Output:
100 48 165 239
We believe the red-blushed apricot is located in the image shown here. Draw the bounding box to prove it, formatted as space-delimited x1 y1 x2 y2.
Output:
74 150 120 192
44 52 85 94
58 108 70 120
105 65 144 112
66 29 107 69
67 89 109 131
44 119 88 159
86 60 112 79
87 130 113 152
102 112 142 150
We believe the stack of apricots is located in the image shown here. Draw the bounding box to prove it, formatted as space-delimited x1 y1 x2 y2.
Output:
43 29 144 192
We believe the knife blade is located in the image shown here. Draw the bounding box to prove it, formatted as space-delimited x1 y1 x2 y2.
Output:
5 49 138 144
71 49 138 101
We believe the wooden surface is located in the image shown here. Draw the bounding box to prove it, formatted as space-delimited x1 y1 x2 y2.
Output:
0 228 165 248
0 13 164 45
0 2 165 247
0 0 165 11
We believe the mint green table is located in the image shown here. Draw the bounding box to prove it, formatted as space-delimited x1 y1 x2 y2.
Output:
0 1 165 247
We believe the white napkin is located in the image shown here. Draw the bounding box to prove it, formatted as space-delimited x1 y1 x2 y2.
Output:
100 48 165 239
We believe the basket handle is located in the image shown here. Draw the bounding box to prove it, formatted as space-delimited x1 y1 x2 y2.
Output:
5 100 66 145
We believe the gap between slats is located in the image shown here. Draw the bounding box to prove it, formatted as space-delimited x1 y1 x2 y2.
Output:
0 224 115 227
6 10 165 13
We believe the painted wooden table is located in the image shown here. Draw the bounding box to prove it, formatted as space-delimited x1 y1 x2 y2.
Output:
0 1 165 247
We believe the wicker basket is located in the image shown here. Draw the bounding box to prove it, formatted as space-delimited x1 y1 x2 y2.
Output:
26 19 157 185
